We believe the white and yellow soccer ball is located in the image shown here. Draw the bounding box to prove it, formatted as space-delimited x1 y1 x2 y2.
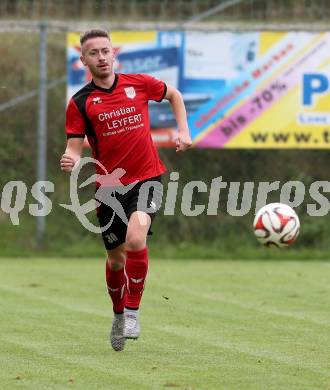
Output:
253 203 300 248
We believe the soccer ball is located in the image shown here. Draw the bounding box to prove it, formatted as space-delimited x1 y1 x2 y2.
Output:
253 203 300 248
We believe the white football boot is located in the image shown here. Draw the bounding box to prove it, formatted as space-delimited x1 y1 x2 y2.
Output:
110 313 126 351
124 309 140 339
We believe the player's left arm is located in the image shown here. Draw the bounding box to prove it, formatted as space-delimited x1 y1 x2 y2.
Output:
164 85 192 153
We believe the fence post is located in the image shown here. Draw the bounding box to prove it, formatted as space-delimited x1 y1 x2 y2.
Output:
36 21 48 247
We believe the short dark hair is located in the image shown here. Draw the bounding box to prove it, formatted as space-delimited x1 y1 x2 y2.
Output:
80 29 110 46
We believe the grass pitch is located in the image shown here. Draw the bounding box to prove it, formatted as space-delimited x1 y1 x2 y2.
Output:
0 257 329 390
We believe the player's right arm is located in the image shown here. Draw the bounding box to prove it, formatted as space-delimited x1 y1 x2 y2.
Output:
60 138 84 172
61 97 87 173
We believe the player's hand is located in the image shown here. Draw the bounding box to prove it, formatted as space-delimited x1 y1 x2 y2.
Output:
60 153 80 172
175 131 192 153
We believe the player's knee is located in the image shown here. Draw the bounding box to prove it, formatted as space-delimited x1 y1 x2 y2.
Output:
125 233 146 251
107 249 125 271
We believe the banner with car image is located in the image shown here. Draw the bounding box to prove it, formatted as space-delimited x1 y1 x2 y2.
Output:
67 31 330 149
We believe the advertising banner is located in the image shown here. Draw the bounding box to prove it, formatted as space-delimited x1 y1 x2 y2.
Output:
67 31 330 148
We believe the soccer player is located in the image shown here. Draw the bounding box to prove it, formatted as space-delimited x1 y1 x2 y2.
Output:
60 29 191 351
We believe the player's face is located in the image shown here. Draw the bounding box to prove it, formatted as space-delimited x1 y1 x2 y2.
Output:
80 37 115 79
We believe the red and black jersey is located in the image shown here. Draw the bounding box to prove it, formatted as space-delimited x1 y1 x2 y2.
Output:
65 73 167 184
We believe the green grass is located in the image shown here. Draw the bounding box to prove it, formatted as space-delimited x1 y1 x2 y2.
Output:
0 258 329 390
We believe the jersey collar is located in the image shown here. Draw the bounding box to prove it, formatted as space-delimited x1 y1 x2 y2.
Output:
91 73 119 93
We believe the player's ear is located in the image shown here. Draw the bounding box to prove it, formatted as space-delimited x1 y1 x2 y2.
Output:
80 55 87 66
110 45 115 61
